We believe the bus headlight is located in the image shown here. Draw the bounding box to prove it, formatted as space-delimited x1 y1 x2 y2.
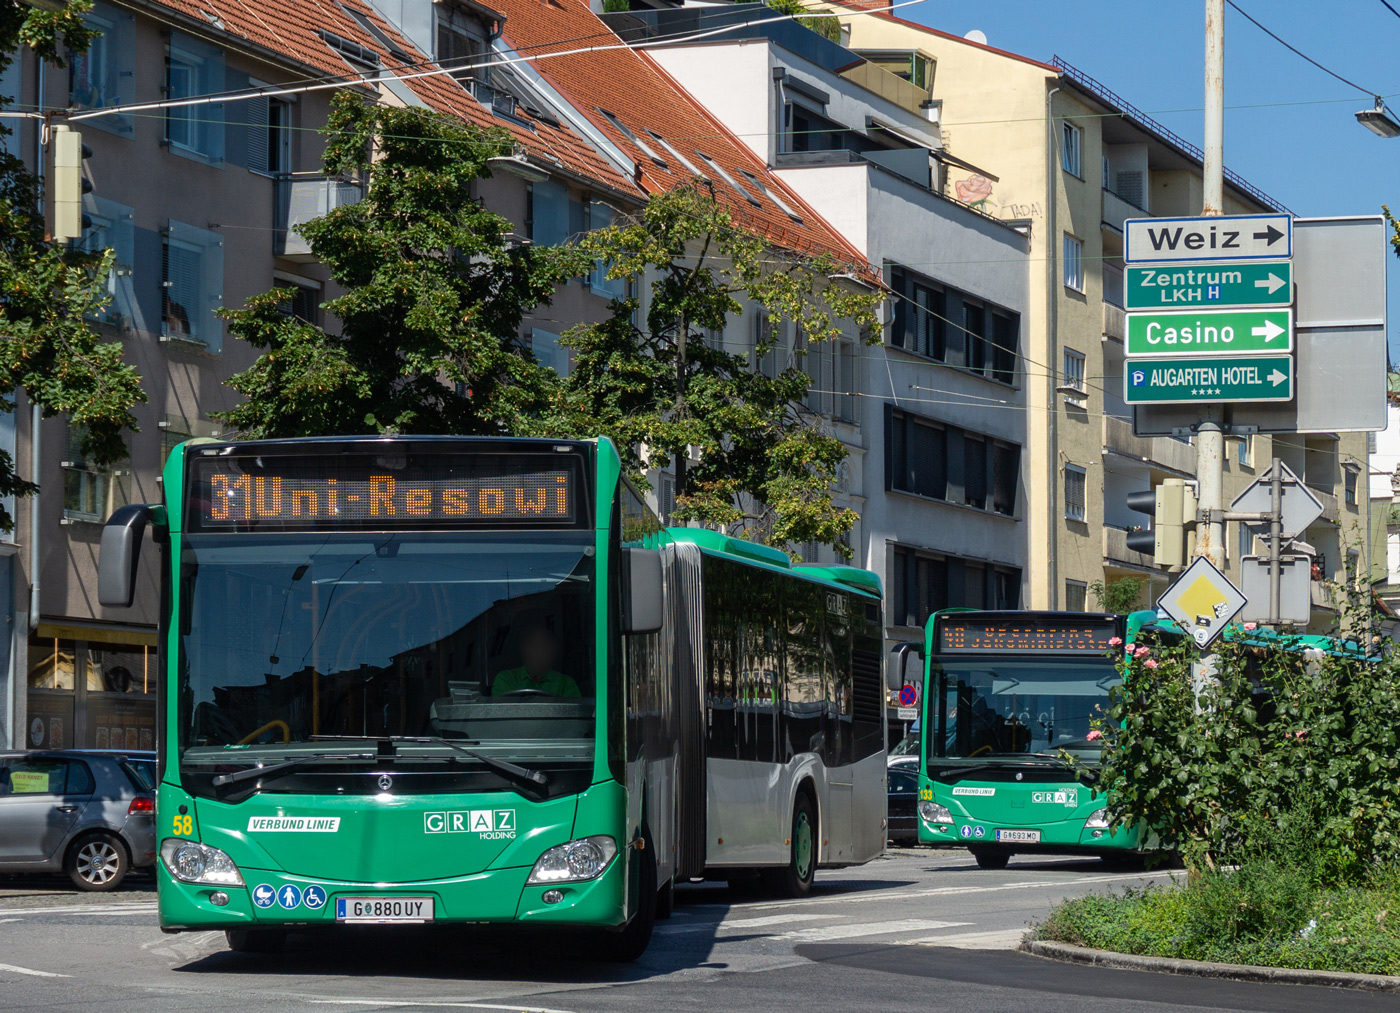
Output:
919 801 953 824
160 839 245 886
527 836 618 884
1083 809 1111 829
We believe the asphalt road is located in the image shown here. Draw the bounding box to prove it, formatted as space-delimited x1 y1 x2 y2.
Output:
0 848 1390 1012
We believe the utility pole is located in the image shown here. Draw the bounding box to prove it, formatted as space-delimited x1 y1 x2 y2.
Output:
1195 0 1226 567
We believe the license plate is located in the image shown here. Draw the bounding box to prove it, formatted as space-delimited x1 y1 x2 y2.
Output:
995 829 1041 843
334 897 435 923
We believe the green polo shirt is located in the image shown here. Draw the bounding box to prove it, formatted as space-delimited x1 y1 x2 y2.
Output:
492 667 581 698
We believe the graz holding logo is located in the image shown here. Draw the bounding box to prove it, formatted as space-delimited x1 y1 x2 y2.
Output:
424 809 517 840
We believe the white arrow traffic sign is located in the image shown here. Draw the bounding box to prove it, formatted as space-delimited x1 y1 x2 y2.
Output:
1254 271 1287 294
1268 368 1287 386
1125 213 1293 263
1251 319 1286 343
1229 461 1324 540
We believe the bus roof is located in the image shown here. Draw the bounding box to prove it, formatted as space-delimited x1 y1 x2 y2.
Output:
1128 610 1377 660
664 528 882 598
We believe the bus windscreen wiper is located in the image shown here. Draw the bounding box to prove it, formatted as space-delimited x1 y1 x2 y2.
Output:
209 752 376 787
311 734 550 790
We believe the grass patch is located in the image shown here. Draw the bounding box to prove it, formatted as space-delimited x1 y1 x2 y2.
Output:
1033 862 1400 976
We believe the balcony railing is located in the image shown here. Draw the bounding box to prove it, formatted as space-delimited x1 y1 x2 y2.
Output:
1102 415 1195 474
275 174 364 259
1102 188 1147 235
1102 302 1125 342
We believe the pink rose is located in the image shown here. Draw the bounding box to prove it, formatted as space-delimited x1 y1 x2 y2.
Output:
1144 659 1159 669
1086 729 1103 741
1133 645 1150 658
1243 622 1258 631
1108 637 1123 647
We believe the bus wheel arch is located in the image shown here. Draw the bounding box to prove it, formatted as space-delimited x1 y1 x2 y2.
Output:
764 783 818 898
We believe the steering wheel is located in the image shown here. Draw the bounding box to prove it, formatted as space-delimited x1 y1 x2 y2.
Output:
501 688 551 698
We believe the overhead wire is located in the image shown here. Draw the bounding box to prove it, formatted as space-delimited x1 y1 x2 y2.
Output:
1225 0 1380 98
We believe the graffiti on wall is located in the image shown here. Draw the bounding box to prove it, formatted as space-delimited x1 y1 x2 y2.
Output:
952 172 1043 221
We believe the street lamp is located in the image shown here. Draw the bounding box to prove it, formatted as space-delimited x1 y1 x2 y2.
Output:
1356 98 1400 138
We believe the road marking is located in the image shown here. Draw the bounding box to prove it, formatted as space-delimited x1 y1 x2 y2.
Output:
0 902 155 917
776 918 970 942
0 962 69 978
910 928 1027 950
310 1002 577 1012
657 913 828 935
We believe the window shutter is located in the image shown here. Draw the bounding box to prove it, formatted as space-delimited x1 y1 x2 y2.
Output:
247 95 269 173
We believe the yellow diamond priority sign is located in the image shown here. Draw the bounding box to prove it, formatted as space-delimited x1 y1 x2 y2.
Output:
1157 556 1248 649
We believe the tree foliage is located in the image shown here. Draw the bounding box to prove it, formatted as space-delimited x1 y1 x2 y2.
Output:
552 185 881 557
0 2 146 531
1089 575 1146 614
218 91 589 438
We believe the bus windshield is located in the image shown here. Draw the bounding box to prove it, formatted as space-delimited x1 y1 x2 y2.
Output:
930 656 1119 762
177 530 596 797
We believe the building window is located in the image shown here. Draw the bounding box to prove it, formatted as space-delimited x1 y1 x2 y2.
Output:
599 109 667 167
437 11 486 83
527 178 569 246
80 197 135 328
1237 434 1253 468
1065 580 1087 612
586 201 626 300
247 96 291 175
162 220 224 352
891 544 1020 627
889 265 1019 383
834 339 859 423
70 1 135 137
275 275 321 325
531 328 568 377
1062 347 1086 396
1061 121 1082 177
885 405 1020 516
1345 467 1358 506
62 422 129 523
1063 234 1084 292
165 32 225 164
1064 464 1087 522
1238 522 1253 561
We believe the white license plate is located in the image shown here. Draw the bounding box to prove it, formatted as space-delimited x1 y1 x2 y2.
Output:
995 829 1041 843
335 897 434 923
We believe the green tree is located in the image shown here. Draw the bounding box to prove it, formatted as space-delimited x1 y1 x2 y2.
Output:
1090 575 1146 614
217 91 589 438
0 1 146 531
554 185 881 557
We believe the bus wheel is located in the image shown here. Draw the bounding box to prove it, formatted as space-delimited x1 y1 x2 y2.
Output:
591 834 657 961
656 875 675 920
971 848 1010 871
764 793 817 898
1100 851 1147 872
225 929 287 954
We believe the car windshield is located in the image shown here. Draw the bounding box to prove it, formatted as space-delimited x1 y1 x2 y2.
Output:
177 531 596 798
929 656 1119 762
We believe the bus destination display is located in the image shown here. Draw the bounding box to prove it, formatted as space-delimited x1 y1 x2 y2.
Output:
938 618 1118 654
193 458 577 529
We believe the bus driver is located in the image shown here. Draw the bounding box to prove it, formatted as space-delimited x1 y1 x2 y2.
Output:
492 616 581 698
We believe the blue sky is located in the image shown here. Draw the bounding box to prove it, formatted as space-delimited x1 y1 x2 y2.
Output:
902 0 1400 358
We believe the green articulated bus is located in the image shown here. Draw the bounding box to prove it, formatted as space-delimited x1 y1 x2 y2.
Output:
97 436 887 958
910 608 1376 869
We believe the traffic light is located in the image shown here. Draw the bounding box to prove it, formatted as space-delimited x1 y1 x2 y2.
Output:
1125 479 1197 568
51 125 93 242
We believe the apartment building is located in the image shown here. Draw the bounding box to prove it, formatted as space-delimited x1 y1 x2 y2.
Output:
609 7 1032 651
830 9 1370 627
0 0 879 749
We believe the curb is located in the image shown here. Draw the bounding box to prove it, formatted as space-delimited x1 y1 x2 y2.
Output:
1020 939 1400 993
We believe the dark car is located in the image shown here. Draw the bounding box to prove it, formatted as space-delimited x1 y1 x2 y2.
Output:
887 766 919 845
0 749 156 890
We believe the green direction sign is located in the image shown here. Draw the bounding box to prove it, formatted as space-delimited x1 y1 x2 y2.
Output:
1125 308 1292 357
1125 262 1292 310
1125 355 1293 404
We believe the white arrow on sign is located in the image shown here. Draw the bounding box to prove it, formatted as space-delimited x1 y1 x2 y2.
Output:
1268 369 1287 386
1254 272 1286 294
1250 319 1286 342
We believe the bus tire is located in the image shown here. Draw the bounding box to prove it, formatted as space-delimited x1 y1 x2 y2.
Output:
225 928 287 954
591 832 657 962
1100 851 1147 872
971 848 1010 870
764 792 817 898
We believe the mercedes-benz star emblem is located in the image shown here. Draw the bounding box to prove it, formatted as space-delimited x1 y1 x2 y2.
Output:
377 774 393 791
1015 772 1024 781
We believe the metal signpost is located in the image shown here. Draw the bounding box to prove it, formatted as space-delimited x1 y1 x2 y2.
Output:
1228 461 1324 625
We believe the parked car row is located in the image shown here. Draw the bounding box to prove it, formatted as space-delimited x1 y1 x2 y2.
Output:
0 749 156 890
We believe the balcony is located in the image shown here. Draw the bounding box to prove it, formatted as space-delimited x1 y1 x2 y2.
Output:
1104 526 1155 570
1310 581 1337 611
1102 188 1147 235
1103 415 1195 474
1306 484 1340 524
275 174 364 260
1102 302 1125 342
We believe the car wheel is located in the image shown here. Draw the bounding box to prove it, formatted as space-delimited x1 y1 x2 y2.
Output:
762 792 817 898
225 929 288 954
66 833 128 892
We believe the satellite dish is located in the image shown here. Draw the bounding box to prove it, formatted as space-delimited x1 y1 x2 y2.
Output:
964 29 988 45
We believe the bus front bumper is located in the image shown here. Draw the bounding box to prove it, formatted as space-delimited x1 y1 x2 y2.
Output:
156 856 627 932
920 817 1140 852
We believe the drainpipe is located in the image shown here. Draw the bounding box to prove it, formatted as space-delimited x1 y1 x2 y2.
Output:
1045 82 1061 609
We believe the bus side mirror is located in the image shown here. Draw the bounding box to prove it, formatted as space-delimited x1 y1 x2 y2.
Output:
888 640 922 692
621 547 663 634
98 504 152 608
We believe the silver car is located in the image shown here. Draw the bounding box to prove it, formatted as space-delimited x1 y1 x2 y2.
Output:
0 749 156 891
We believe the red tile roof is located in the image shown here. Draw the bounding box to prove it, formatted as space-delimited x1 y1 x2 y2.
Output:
493 0 875 273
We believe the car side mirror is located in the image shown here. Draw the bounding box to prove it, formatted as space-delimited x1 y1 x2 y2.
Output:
98 504 153 608
621 547 663 635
